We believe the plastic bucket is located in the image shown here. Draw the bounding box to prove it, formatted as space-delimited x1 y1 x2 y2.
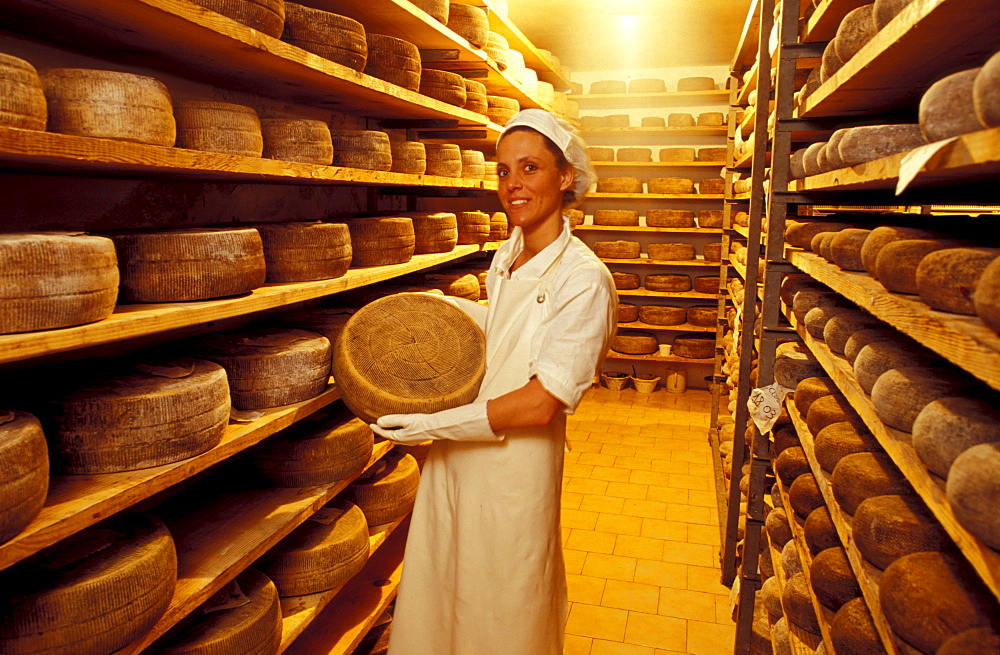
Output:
666 368 687 393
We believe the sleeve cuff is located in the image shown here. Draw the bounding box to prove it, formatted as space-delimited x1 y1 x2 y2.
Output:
530 364 582 415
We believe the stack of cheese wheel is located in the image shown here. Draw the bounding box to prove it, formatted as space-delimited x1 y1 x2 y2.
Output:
446 3 489 48
647 209 694 228
594 240 640 259
483 160 499 184
672 333 715 359
646 274 691 292
344 450 420 526
159 568 282 654
0 53 47 131
409 0 448 23
259 499 370 596
47 357 230 473
346 216 415 266
0 513 176 654
281 306 354 357
111 227 266 302
457 210 490 244
424 142 463 177
597 177 643 193
0 233 119 334
461 149 486 179
0 411 48 544
194 327 331 410
364 33 421 91
677 76 715 91
390 140 427 174
484 32 510 69
612 331 658 354
254 221 352 282
419 69 466 106
401 211 458 254
174 100 263 157
40 68 176 145
329 129 392 171
489 212 508 240
189 0 285 37
252 403 373 487
333 293 486 423
425 272 480 300
282 3 367 71
260 118 333 164
463 78 488 114
486 95 519 125
648 242 696 261
648 177 694 194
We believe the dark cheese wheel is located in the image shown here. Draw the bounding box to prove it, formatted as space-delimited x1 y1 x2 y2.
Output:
788 473 824 519
853 494 948 570
832 452 911 515
804 506 840 556
810 546 860 611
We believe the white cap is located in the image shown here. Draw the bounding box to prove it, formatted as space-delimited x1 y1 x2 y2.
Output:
498 109 595 206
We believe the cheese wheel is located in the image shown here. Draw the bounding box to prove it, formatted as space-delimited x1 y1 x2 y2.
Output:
802 142 826 177
806 394 863 437
792 288 853 323
672 333 714 359
638 305 686 326
260 118 333 165
874 238 960 294
836 124 925 167
698 210 724 228
937 628 1000 655
423 142 462 178
419 69 466 107
400 212 457 254
774 342 825 390
804 305 855 340
255 221 351 283
788 473 824 519
590 80 625 94
0 412 48 544
780 273 823 305
579 116 603 130
814 421 881 473
913 396 1000 478
832 452 910 515
761 576 783 620
603 114 630 128
329 129 392 171
593 210 640 226
446 4 489 47
702 243 722 263
640 116 665 128
190 0 285 36
457 209 489 243
697 112 725 127
947 442 1000 549
686 305 716 327
919 68 983 142
880 552 996 654
698 178 725 195
973 254 1000 333
463 79 487 114
790 147 808 179
974 51 1000 127
843 328 900 365
174 100 263 157
774 446 810 485
617 147 652 162
364 33 421 91
693 276 721 294
782 573 821 634
698 147 728 162
618 303 639 323
831 597 887 655
853 494 948 570
613 272 640 290
917 247 1000 315
645 274 691 292
829 229 871 271
159 567 281 654
344 450 419 525
485 95 518 125
853 339 940 393
646 209 694 228
612 331 658 354
280 306 353 347
565 209 584 228
333 293 484 423
659 147 695 162
346 216 415 266
822 310 884 354
647 243 696 261
667 113 695 127
820 40 845 82
460 149 485 179
811 547 860 611
773 426 801 456
410 0 448 23
424 272 480 301
872 0 914 29
587 147 614 161
677 76 715 91
596 177 643 193
871 367 976 432
0 53 47 131
823 129 850 170
834 4 876 63
817 232 840 261
792 377 836 417
782 540 804 578
804 506 839 556
628 78 665 93
784 221 852 249
647 177 694 194
282 3 367 71
766 506 793 547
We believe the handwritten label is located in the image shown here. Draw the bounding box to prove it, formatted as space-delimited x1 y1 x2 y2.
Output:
896 137 958 195
747 381 792 433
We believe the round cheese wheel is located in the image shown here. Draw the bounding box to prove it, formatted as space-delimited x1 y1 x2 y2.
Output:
456 211 490 245
782 572 821 634
613 331 658 355
646 209 695 228
260 118 334 165
419 69 467 107
594 240 640 259
814 421 881 473
775 342 825 390
831 452 910 515
804 506 839 556
804 305 856 340
638 305 686 326
820 40 845 82
648 177 695 194
346 216 414 266
912 396 1000 478
694 276 721 294
699 178 725 195
698 112 725 127
0 411 49 544
793 377 837 416
773 426 801 455
860 225 939 276
947 442 1000 549
843 328 899 365
590 80 625 94
686 305 716 327
389 140 427 174
853 340 942 394
593 210 640 226
811 546 860 611
364 33 421 91
174 100 263 157
831 597 887 655
919 68 983 142
596 177 643 193
698 210 724 228
460 149 486 180
484 32 510 70
773 617 791 655
853 494 948 570
446 4 489 47
618 303 639 323
917 247 1000 315
489 212 507 241
761 576 783 620
617 147 652 162
871 367 976 432
774 447 810 486
659 147 695 162
678 76 715 91
565 209 584 228
671 333 714 359
485 95 518 125
0 52 48 132
788 473 824 519
822 310 883 355
973 254 1000 333
344 450 420 525
829 229 871 271
190 0 285 36
282 3 368 71
766 506 793 547
937 628 1000 655
603 114 630 128
255 222 351 283
702 242 722 263
838 124 926 168
667 113 695 127
613 272 640 290
792 288 852 324
803 142 827 177
790 147 808 179
424 143 463 178
329 130 392 171
587 147 614 161
641 116 666 128
875 238 964 294
399 211 458 254
648 243 696 261
645 274 691 292
974 50 1000 127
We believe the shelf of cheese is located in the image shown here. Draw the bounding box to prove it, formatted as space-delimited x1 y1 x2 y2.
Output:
591 161 728 169
0 245 488 366
730 0 761 71
731 223 751 239
278 515 407 653
0 384 343 572
764 529 823 655
786 397 905 655
733 191 752 200
575 225 724 234
582 127 728 138
617 288 719 300
802 0 871 42
588 193 726 200
0 127 500 187
617 321 717 333
736 62 758 108
601 258 723 268
787 250 1000 392
798 0 1000 117
787 310 1000 602
788 127 1000 194
606 350 714 364
571 90 731 107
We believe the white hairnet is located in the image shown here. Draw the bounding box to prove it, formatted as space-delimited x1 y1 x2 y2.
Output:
498 109 595 207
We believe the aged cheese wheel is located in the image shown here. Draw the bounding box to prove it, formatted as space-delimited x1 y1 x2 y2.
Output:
773 426 801 455
802 142 827 177
364 33 421 91
698 147 727 162
190 0 285 36
766 506 793 547
463 78 487 114
838 124 925 167
853 494 947 571
919 68 982 142
483 33 510 70
612 331 658 355
789 473 824 519
814 421 880 472
400 211 457 254
587 147 614 161
804 506 839 556
40 68 175 146
659 147 696 162
693 276 720 294
667 113 695 127
917 247 1000 315
648 177 694 194
780 274 823 305
881 552 996 654
842 327 897 364
792 288 853 324
698 210 723 228
424 272 479 300
874 238 959 294
697 112 724 127
613 272 641 290
419 69 466 107
832 452 910 515
829 229 871 271
804 305 855 339
646 209 694 228
973 252 1000 333
618 303 639 322
761 576 783 620
488 212 507 241
790 147 808 179
774 342 825 390
616 147 652 162
640 116 665 128
603 114 630 128
596 177 643 193
823 129 850 170
831 597 887 655
195 328 331 410
346 216 415 266
333 293 485 422
698 178 725 195
793 377 837 416
446 4 489 48
565 208 584 228
974 51 1000 127
645 274 691 292
282 3 367 71
774 446 810 485
947 442 1000 549
260 499 369 596
820 40 845 82
159 567 281 654
822 310 884 354
461 149 485 179
807 394 863 437
174 100 262 157
390 140 426 174
423 142 462 177
639 305 686 326
457 211 490 245
853 340 940 393
811 547 860 611
330 129 392 171
782 573 821 634
344 450 420 525
627 78 665 93
672 333 714 359
871 367 975 432
817 232 840 261
648 242 696 261
260 118 333 164
409 0 448 23
834 4 876 63
938 628 1000 655
912 397 1000 478
0 513 176 654
590 80 626 94
594 210 640 226
784 221 851 249
0 412 48 545
0 53 47 131
702 243 722 263
677 76 715 91
782 540 804 578
255 221 351 283
687 305 716 327
873 0 914 29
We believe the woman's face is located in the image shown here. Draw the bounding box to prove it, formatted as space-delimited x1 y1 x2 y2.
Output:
496 130 574 231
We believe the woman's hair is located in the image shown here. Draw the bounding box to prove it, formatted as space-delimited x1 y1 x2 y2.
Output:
498 125 576 206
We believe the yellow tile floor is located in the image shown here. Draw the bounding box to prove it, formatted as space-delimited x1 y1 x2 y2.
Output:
562 385 735 655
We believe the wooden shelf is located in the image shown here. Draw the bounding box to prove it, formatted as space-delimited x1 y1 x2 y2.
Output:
617 289 719 300
738 107 755 138
618 321 717 333
786 398 904 655
0 127 499 187
284 516 408 655
572 90 731 107
787 250 1000 392
735 149 753 168
731 223 751 238
731 0 761 71
606 350 714 364
764 529 823 654
575 225 724 234
788 310 1000 602
121 440 397 654
733 191 752 200
787 127 1000 194
588 193 726 200
0 246 487 366
798 0 1000 117
278 515 407 653
736 63 758 108
802 0 871 42
591 161 728 168
0 384 343 572
601 258 723 268
582 127 728 138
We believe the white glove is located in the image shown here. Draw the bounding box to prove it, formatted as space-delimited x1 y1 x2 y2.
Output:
429 293 488 330
370 401 499 445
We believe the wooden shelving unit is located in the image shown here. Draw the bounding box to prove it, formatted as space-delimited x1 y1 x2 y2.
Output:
765 529 823 654
606 350 715 364
602 258 723 268
617 321 717 333
574 225 724 234
571 89 731 107
801 0 870 42
589 193 726 200
582 127 728 138
591 161 727 169
617 288 719 300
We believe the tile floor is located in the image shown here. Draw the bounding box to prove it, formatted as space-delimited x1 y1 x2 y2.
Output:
562 385 735 655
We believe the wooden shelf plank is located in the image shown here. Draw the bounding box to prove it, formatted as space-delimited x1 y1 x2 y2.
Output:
798 0 1000 117
0 246 486 366
787 250 1000 391
733 191 752 200
588 193 726 200
591 161 728 168
731 0 761 71
606 350 714 364
278 515 407 653
0 127 499 188
572 90 731 107
121 440 397 654
284 517 409 655
618 321 718 333
601 258 723 268
0 384 342 572
575 225 724 234
802 0 871 42
731 223 751 238
787 310 1000 601
582 127 728 138
736 62 758 108
617 289 719 300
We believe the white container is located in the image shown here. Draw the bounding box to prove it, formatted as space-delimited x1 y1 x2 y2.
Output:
601 372 629 391
631 375 659 393
666 368 687 394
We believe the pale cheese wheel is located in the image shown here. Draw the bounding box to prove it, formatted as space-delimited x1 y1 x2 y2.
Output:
820 40 845 82
0 52 47 131
702 243 722 263
602 113 630 128
872 0 914 29
640 116 665 127
802 142 827 177
871 366 976 432
873 238 958 294
419 69 466 107
784 221 852 249
190 0 285 36
483 33 510 70
697 112 725 126
672 333 714 359
329 130 392 171
460 149 485 179
645 274 691 292
344 450 420 525
400 211 457 254
565 209 584 228
804 305 855 339
814 421 881 473
282 3 367 71
639 305 686 326
832 452 910 515
837 124 925 167
698 210 724 228
807 394 863 437
788 473 824 519
260 118 333 165
829 228 871 271
613 272 640 290
587 147 614 161
824 129 849 169
677 76 715 92
40 68 175 146
488 212 507 241
618 303 639 323
816 232 838 261
792 288 852 324
913 396 1000 478
646 209 694 228
761 576 783 620
916 247 1000 315
831 597 887 655
446 4 489 48
174 100 263 157
793 376 837 416
579 116 603 130
698 147 727 162
766 506 793 547
590 80 625 94
938 628 1000 655
628 78 665 93
834 4 876 63
782 539 803 578
659 147 695 162
648 242 696 261
667 113 695 127
844 329 907 367
774 342 825 390
593 210 640 226
424 142 463 178
823 310 886 355
346 216 414 266
974 50 1000 127
409 0 448 24
782 573 821 634
612 331 658 354
390 140 427 174
919 68 983 142
463 78 488 114
774 446 811 485
810 546 860 611
333 293 485 423
790 147 808 179
947 442 1000 549
597 177 643 193
364 33 421 91
424 272 479 300
804 506 840 556
853 494 948 570
616 147 652 162
255 221 351 283
486 95 519 125
0 412 48 544
457 210 490 245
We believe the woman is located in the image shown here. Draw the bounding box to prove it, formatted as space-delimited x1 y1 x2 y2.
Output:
373 109 617 655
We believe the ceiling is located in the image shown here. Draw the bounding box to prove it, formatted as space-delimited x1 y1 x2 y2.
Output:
504 0 753 73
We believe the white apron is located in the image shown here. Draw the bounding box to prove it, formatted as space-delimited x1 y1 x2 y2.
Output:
387 245 568 655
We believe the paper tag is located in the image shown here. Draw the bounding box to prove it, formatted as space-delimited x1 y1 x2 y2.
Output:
747 381 792 433
308 507 345 525
230 408 265 423
136 362 195 379
896 137 958 195
732 304 742 358
729 574 742 614
203 579 251 614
